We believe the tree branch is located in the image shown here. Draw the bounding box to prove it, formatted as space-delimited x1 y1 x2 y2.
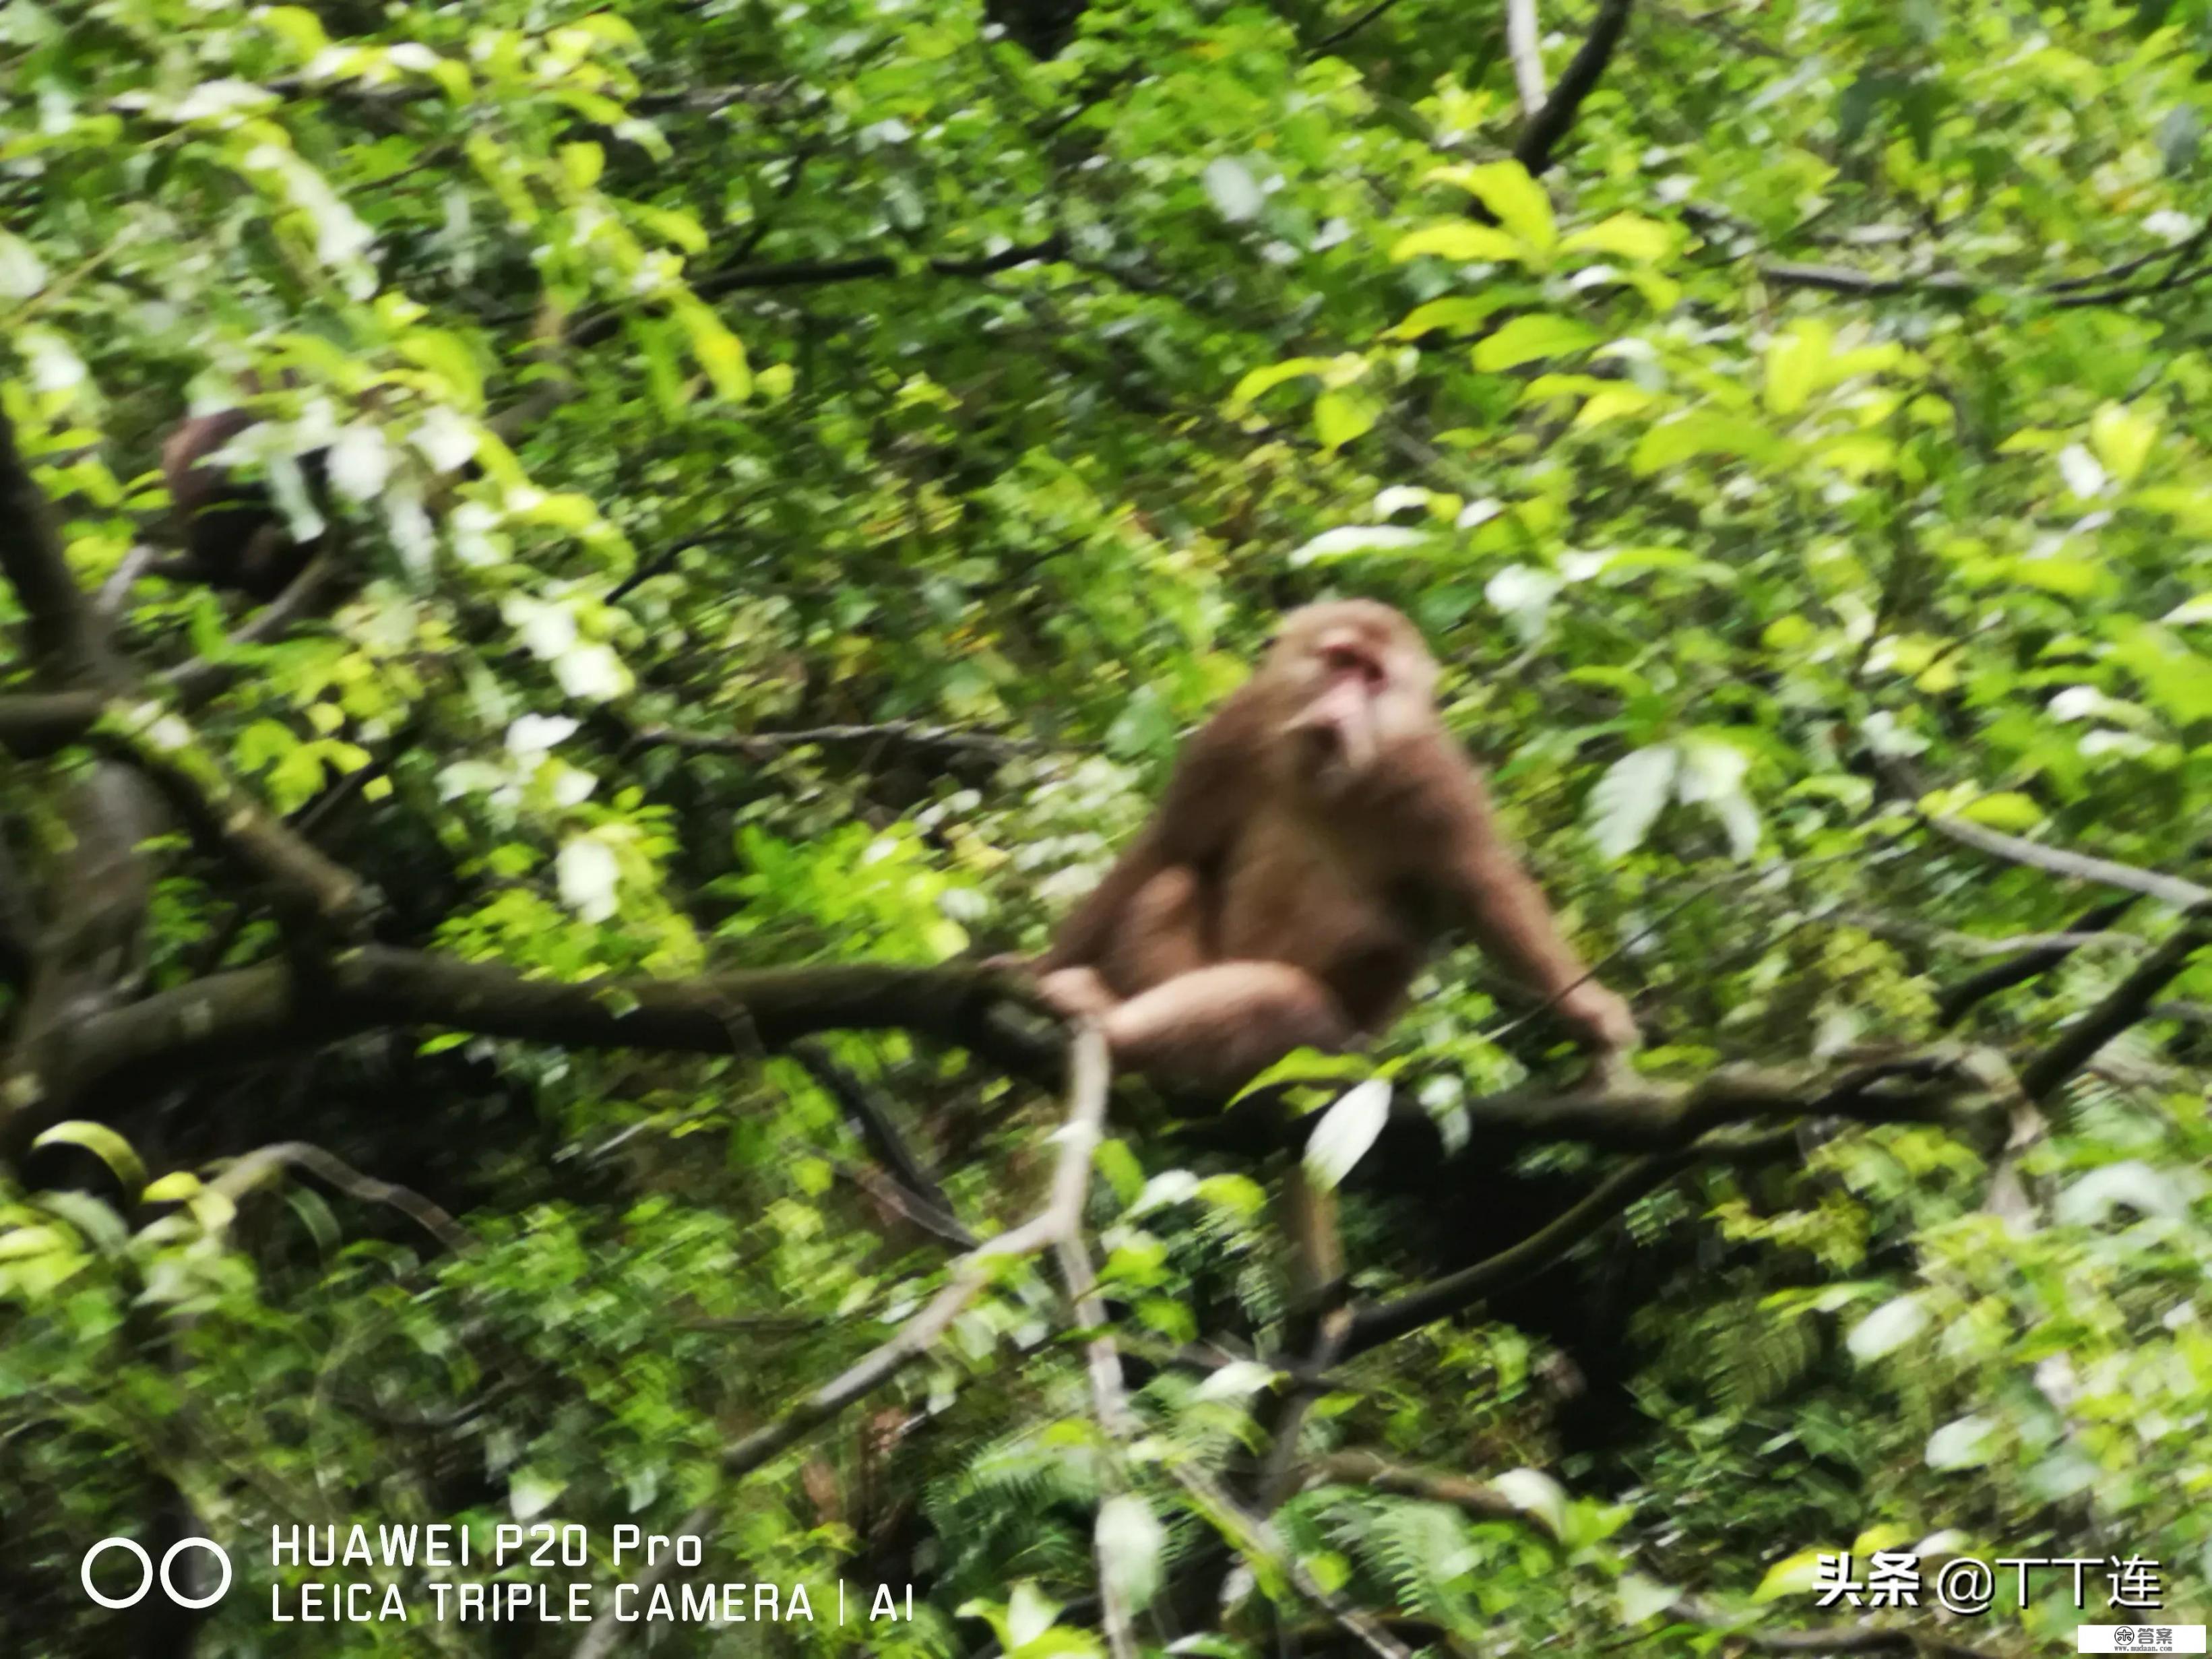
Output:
0 691 105 757
0 412 119 689
1298 1451 1545 1530
1933 895 2139 1028
568 236 1068 349
1507 0 1547 120
206 1140 474 1255
1342 1125 1799 1356
1511 0 1634 178
158 551 346 706
2019 909 2212 1110
714 1025 1108 1480
629 720 1051 761
1309 0 1404 52
86 704 374 932
791 1038 976 1249
1759 263 1978 299
1918 809 2211 912
7 948 1055 1147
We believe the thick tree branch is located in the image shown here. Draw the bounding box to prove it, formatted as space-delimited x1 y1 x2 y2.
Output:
2019 910 2212 1110
0 691 105 756
1511 0 1633 178
1440 1053 1994 1150
9 765 167 1089
0 831 36 992
0 412 119 689
8 947 1053 1150
86 705 373 931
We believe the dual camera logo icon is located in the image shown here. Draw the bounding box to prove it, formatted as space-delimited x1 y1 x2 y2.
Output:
80 1537 232 1610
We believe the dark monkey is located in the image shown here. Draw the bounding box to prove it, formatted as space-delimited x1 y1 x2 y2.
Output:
1035 600 1638 1092
159 407 327 599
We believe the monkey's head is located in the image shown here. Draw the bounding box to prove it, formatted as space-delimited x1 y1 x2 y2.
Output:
1264 600 1440 798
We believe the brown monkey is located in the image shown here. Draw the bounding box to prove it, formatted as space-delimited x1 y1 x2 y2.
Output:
160 407 328 599
1035 600 1637 1092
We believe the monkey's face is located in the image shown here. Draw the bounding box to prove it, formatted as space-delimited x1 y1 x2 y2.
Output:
1269 602 1439 798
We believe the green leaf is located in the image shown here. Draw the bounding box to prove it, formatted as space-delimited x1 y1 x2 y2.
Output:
1226 356 1337 411
1387 293 1515 339
1472 313 1601 371
1754 1549 1839 1602
1631 412 1786 476
1426 161 1556 251
1313 388 1378 451
257 5 329 56
1764 320 1830 416
31 1121 146 1197
1955 791 2043 832
559 141 605 191
2089 402 2157 484
1389 221 1527 263
1558 212 1676 262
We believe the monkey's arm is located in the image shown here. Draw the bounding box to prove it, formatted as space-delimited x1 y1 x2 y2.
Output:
1425 763 1639 1058
1037 700 1255 973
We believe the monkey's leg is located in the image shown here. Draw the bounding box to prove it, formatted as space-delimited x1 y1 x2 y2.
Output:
1098 960 1352 1092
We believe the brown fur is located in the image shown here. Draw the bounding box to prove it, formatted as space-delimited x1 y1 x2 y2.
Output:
1037 600 1637 1091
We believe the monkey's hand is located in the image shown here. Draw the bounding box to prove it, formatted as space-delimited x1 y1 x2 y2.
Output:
1561 983 1641 1088
1035 966 1120 1022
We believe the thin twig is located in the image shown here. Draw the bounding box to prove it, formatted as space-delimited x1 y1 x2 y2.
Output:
206 1141 473 1255
1920 811 2211 912
1931 896 2140 1028
160 551 344 704
1050 1032 1141 1659
1169 1464 1416 1659
716 1026 1110 1481
1310 0 1403 52
793 1038 972 1245
630 720 1052 761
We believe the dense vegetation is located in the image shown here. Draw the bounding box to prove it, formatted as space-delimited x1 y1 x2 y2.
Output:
4 0 2211 1653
